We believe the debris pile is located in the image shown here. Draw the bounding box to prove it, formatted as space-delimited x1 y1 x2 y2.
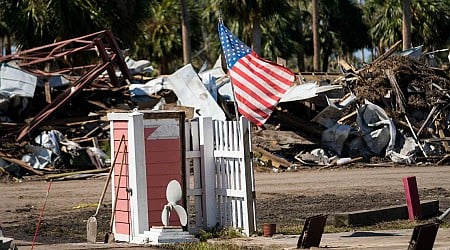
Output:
1 31 449 178
267 52 450 169
0 31 135 180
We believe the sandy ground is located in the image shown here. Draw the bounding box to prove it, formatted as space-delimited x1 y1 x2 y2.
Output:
1 165 450 249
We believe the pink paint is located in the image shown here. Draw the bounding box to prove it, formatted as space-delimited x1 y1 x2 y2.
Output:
144 126 183 227
403 176 422 220
115 210 130 223
146 163 181 175
112 120 131 235
110 115 185 238
147 140 181 152
115 222 130 235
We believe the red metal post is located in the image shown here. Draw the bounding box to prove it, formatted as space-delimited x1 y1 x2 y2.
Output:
403 176 422 220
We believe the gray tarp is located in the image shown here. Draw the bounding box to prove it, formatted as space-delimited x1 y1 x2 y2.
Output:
0 62 37 98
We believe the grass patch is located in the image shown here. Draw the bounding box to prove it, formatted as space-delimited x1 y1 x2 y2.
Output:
161 228 250 250
162 242 257 250
198 227 244 242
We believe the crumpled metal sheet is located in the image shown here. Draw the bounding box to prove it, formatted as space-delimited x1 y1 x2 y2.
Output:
321 124 352 155
357 100 414 163
0 62 37 98
357 101 394 155
166 64 226 120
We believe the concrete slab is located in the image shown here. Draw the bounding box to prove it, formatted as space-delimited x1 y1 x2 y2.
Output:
11 228 450 249
334 200 439 227
215 228 450 250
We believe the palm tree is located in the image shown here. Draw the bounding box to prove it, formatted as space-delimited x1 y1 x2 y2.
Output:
320 0 370 70
364 0 450 54
0 20 11 55
312 0 320 71
143 0 183 74
208 0 291 56
180 0 191 65
402 0 412 50
0 0 54 49
0 0 152 50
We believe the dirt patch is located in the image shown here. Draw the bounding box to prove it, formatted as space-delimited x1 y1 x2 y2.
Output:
1 166 450 245
0 178 113 244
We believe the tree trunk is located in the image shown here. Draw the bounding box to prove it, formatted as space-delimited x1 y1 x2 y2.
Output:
5 34 11 55
296 51 305 72
180 0 191 64
297 15 305 71
322 46 331 72
402 0 412 50
312 0 320 72
252 18 262 55
160 57 169 75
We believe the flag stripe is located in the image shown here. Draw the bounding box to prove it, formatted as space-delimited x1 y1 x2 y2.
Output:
230 69 279 106
232 80 274 115
234 58 288 98
235 92 270 121
235 97 268 126
239 53 294 90
218 22 294 126
238 107 264 126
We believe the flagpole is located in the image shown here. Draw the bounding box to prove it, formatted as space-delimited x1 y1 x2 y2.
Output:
218 18 242 140
226 55 243 141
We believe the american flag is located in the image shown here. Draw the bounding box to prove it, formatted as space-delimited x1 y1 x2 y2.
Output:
218 22 295 127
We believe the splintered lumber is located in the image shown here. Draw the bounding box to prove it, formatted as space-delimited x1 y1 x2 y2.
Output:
435 120 450 153
385 69 407 113
252 145 291 168
371 40 402 64
0 156 44 176
436 155 450 165
44 82 52 104
338 59 356 72
272 110 323 137
337 110 357 124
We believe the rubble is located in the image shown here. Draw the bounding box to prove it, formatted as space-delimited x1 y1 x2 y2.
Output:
0 31 449 178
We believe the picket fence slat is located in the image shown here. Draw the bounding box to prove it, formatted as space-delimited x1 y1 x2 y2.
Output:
185 117 256 236
216 188 247 197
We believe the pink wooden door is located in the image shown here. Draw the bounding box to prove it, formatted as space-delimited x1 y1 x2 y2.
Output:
142 112 185 227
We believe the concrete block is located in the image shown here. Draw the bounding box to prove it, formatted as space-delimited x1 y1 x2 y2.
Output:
334 200 439 227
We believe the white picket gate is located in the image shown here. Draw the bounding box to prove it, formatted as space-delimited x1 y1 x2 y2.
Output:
184 117 256 236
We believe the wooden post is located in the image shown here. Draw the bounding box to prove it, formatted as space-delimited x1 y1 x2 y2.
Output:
403 176 422 220
128 111 149 237
199 117 216 228
241 117 256 235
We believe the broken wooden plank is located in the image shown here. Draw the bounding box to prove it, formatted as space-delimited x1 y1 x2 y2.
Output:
44 81 52 104
0 156 44 176
435 120 450 153
372 40 402 64
385 69 407 113
337 110 357 125
252 145 291 169
338 59 356 73
272 109 323 138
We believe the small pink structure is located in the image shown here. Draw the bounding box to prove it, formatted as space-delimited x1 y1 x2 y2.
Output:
107 110 186 243
403 176 422 220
